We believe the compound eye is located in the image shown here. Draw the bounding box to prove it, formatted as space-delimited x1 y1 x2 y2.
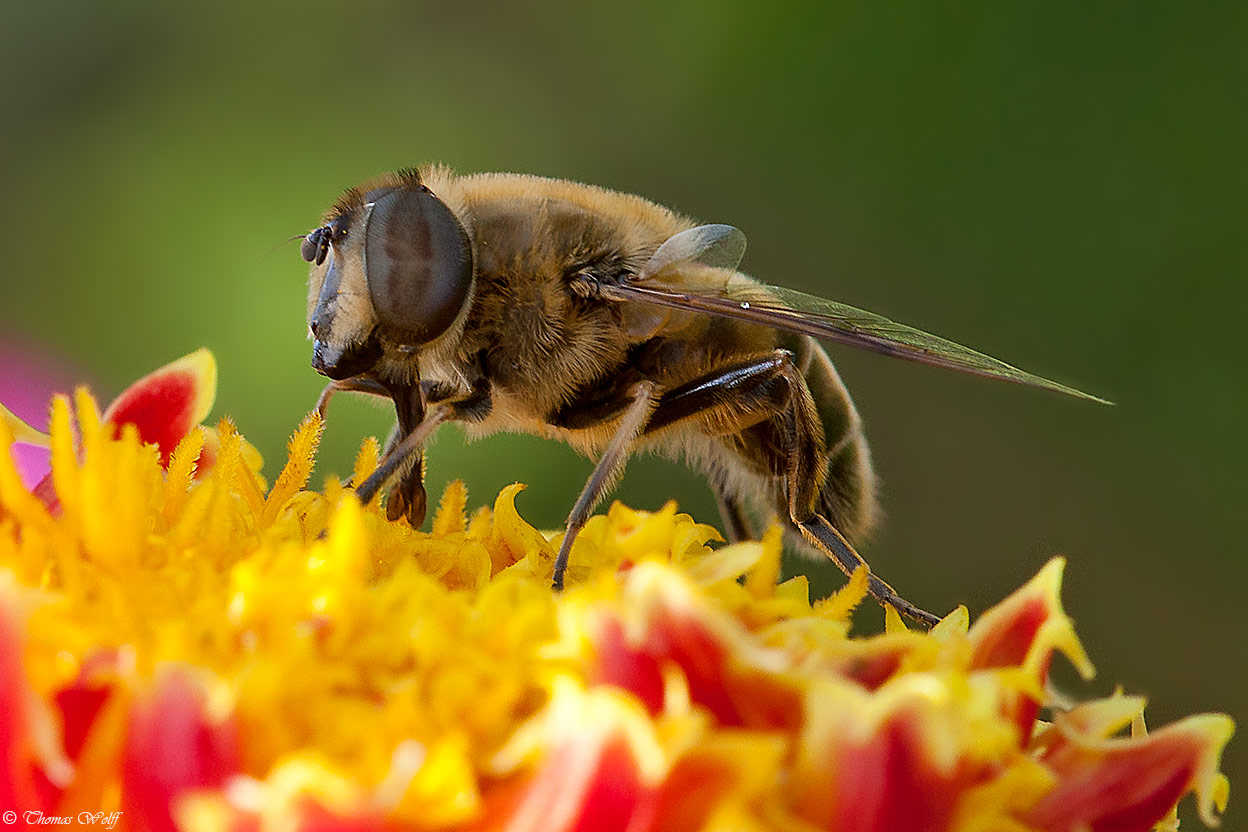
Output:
364 186 474 346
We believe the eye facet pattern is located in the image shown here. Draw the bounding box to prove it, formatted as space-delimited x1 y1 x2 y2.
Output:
363 186 474 346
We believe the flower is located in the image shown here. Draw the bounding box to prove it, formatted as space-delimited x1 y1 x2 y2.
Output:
1 348 257 510
0 352 1234 832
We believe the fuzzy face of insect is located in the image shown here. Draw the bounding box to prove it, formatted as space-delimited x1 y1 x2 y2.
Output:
302 176 475 381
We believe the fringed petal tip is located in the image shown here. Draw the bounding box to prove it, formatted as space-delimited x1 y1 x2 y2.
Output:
1168 714 1233 828
967 557 1095 682
1028 707 1233 831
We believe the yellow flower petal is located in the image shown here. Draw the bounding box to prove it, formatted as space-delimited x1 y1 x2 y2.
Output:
260 412 323 528
0 401 50 448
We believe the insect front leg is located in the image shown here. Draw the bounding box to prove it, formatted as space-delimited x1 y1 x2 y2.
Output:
315 376 427 524
641 350 940 627
317 375 459 421
317 377 448 523
315 376 390 419
376 380 431 527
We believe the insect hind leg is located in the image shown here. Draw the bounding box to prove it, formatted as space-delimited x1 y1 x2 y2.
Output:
792 515 938 626
765 356 939 627
646 349 938 627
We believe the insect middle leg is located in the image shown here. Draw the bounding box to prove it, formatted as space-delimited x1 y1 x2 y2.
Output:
643 350 940 627
378 380 430 527
713 491 755 544
551 380 658 590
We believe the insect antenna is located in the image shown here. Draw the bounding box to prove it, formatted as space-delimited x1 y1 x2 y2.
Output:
263 232 312 261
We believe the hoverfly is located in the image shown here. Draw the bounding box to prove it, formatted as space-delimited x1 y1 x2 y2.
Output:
302 166 1106 626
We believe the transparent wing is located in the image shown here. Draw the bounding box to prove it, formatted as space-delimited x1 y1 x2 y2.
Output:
644 224 747 275
610 269 1110 405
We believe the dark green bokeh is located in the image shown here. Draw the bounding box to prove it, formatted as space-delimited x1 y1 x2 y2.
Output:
1 0 1243 818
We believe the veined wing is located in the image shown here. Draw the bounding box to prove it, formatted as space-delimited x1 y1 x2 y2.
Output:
613 225 1109 404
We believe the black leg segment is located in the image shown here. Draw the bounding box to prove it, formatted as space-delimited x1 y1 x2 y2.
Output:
551 381 657 590
612 349 937 626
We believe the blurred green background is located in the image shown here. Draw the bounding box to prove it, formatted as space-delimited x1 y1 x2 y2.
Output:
1 0 1243 819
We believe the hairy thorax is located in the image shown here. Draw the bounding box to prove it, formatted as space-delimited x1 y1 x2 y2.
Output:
431 174 688 421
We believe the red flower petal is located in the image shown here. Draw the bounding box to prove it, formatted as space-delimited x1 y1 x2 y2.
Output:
476 684 663 832
102 349 217 467
487 726 648 832
30 474 59 515
121 664 240 832
791 681 984 832
0 583 44 811
55 682 112 762
636 733 785 832
589 567 801 730
287 803 388 832
1027 711 1233 832
591 616 666 715
967 559 1091 677
966 558 1094 740
47 649 128 780
0 579 71 813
